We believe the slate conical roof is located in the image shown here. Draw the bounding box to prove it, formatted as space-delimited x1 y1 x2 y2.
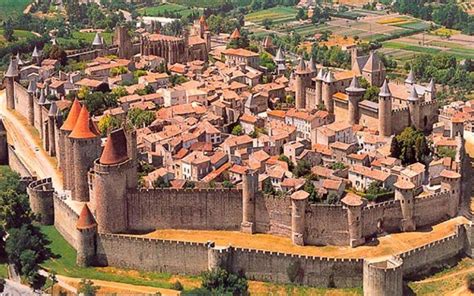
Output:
92 32 103 46
427 78 435 92
363 51 383 72
32 46 40 58
60 99 82 131
324 70 335 83
48 101 57 117
274 47 285 62
27 80 37 93
38 90 46 105
76 204 97 230
405 69 415 85
346 76 365 93
99 129 129 165
408 86 419 101
295 57 306 73
16 52 24 66
69 105 99 139
4 57 19 77
308 56 317 73
379 79 391 97
316 68 326 80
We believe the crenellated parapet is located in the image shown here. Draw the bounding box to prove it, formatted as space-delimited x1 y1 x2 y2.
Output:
27 178 54 225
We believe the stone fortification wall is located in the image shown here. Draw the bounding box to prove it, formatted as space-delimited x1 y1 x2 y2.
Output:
8 145 32 177
362 200 402 236
53 195 80 249
305 204 349 245
13 82 31 121
255 195 292 236
126 188 242 232
414 192 450 227
391 107 411 135
96 233 209 274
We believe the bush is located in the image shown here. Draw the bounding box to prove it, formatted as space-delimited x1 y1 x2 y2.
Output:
172 280 184 291
467 274 474 292
201 268 248 295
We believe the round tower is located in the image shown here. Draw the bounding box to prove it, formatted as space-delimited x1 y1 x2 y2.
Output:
440 169 461 218
76 204 97 267
378 79 392 137
69 105 101 202
363 256 403 296
27 178 54 225
346 76 365 125
4 56 19 110
59 99 82 191
315 68 326 108
342 193 366 248
207 244 233 271
426 78 436 101
241 169 257 234
47 102 57 157
295 57 311 110
291 190 309 246
26 80 36 126
0 120 7 164
407 86 421 130
322 70 335 114
93 128 135 233
394 179 416 232
32 46 41 66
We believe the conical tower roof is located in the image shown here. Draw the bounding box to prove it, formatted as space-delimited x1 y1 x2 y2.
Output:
295 57 306 73
379 79 391 97
363 51 382 72
408 86 419 101
405 69 415 85
27 79 37 93
230 28 241 40
316 68 326 80
69 105 99 139
16 52 24 66
5 57 19 77
48 101 57 117
308 56 317 73
32 46 40 58
324 70 335 83
92 32 103 46
274 47 285 62
76 204 97 230
38 90 46 105
427 78 435 92
346 76 365 93
60 99 82 131
99 129 129 165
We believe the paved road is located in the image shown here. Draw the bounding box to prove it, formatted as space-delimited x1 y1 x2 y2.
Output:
0 91 64 191
1 279 35 296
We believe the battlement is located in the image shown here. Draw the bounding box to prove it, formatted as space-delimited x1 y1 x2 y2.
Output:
53 194 79 219
28 177 53 191
131 187 242 195
415 190 450 202
364 200 399 210
392 107 409 115
420 100 437 107
98 233 209 247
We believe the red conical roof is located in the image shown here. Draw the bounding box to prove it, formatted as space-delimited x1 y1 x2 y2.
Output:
230 28 241 40
199 15 206 24
69 105 99 139
60 99 82 131
76 204 97 230
99 129 129 165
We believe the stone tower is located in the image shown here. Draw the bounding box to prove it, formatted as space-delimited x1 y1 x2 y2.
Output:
342 193 366 247
407 86 421 130
27 178 54 225
208 244 233 271
426 78 436 101
394 180 415 232
76 204 97 267
363 256 403 296
93 128 135 233
68 105 101 202
32 46 41 66
47 102 57 157
378 79 392 137
322 70 335 114
274 47 286 75
26 80 37 126
404 69 415 87
315 68 326 108
4 56 19 110
241 169 258 234
440 169 461 218
291 190 309 246
59 99 82 191
0 120 7 165
346 76 365 125
114 26 133 59
295 57 312 110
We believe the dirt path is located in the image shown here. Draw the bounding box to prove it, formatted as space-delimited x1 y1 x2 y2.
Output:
416 267 474 284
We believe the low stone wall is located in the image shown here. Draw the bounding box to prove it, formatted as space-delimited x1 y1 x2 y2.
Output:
53 196 80 249
8 145 32 177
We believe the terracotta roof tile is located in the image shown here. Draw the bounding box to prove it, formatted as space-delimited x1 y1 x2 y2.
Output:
76 204 97 230
69 106 99 139
99 129 129 165
60 99 82 131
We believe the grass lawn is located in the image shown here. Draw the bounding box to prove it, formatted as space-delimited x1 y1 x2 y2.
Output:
57 31 114 49
0 263 7 278
383 41 442 55
138 3 200 18
0 29 36 46
246 6 297 25
0 0 30 19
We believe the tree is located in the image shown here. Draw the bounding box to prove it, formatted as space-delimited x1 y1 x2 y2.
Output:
222 180 234 189
262 178 274 194
231 124 243 136
330 162 346 170
127 108 156 128
153 176 170 189
98 114 122 136
3 19 15 42
293 160 311 178
201 268 248 295
78 279 99 296
111 86 128 97
49 45 67 66
259 51 276 72
303 180 318 203
296 8 306 20
327 193 339 204
395 127 431 165
437 146 456 159
278 154 294 171
172 280 183 291
390 137 401 159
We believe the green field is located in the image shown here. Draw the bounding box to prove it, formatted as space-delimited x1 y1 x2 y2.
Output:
0 29 36 46
56 31 114 49
138 3 199 18
383 41 442 55
394 21 431 30
246 6 297 25
0 0 30 19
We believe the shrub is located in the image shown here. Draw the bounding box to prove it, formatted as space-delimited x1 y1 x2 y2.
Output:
201 268 248 295
172 280 184 291
467 273 474 292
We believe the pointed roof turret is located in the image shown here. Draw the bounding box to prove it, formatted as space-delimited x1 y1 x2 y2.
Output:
38 90 46 105
405 69 415 85
316 67 326 81
76 204 97 230
92 32 103 46
60 99 82 131
230 28 241 40
308 56 317 73
69 105 99 139
274 47 285 63
427 78 435 93
346 76 365 93
362 50 383 72
4 57 19 78
99 129 129 165
48 101 57 117
379 79 391 97
16 52 24 66
323 70 335 83
408 86 419 101
296 57 306 72
32 46 40 58
27 80 37 93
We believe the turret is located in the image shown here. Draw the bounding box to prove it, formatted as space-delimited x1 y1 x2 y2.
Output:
322 70 335 114
405 69 415 87
47 102 57 156
274 47 286 75
93 128 135 233
363 257 403 296
291 190 308 246
76 204 97 267
208 244 233 271
32 46 41 66
440 169 461 217
426 78 436 101
59 99 82 191
378 79 392 137
394 180 415 231
407 86 421 130
315 68 326 107
92 32 104 49
345 76 365 125
295 57 311 110
26 80 36 126
69 105 101 202
4 56 19 110
230 28 241 40
341 193 366 247
241 169 257 234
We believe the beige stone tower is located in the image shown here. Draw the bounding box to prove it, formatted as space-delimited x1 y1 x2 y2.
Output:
378 79 392 137
47 102 57 157
426 78 436 101
407 86 421 130
315 68 326 108
322 70 335 113
295 57 312 110
394 180 416 232
291 190 308 246
76 204 97 267
342 193 366 248
241 169 258 234
363 256 403 296
346 76 365 125
26 80 36 126
440 170 461 218
4 56 18 110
